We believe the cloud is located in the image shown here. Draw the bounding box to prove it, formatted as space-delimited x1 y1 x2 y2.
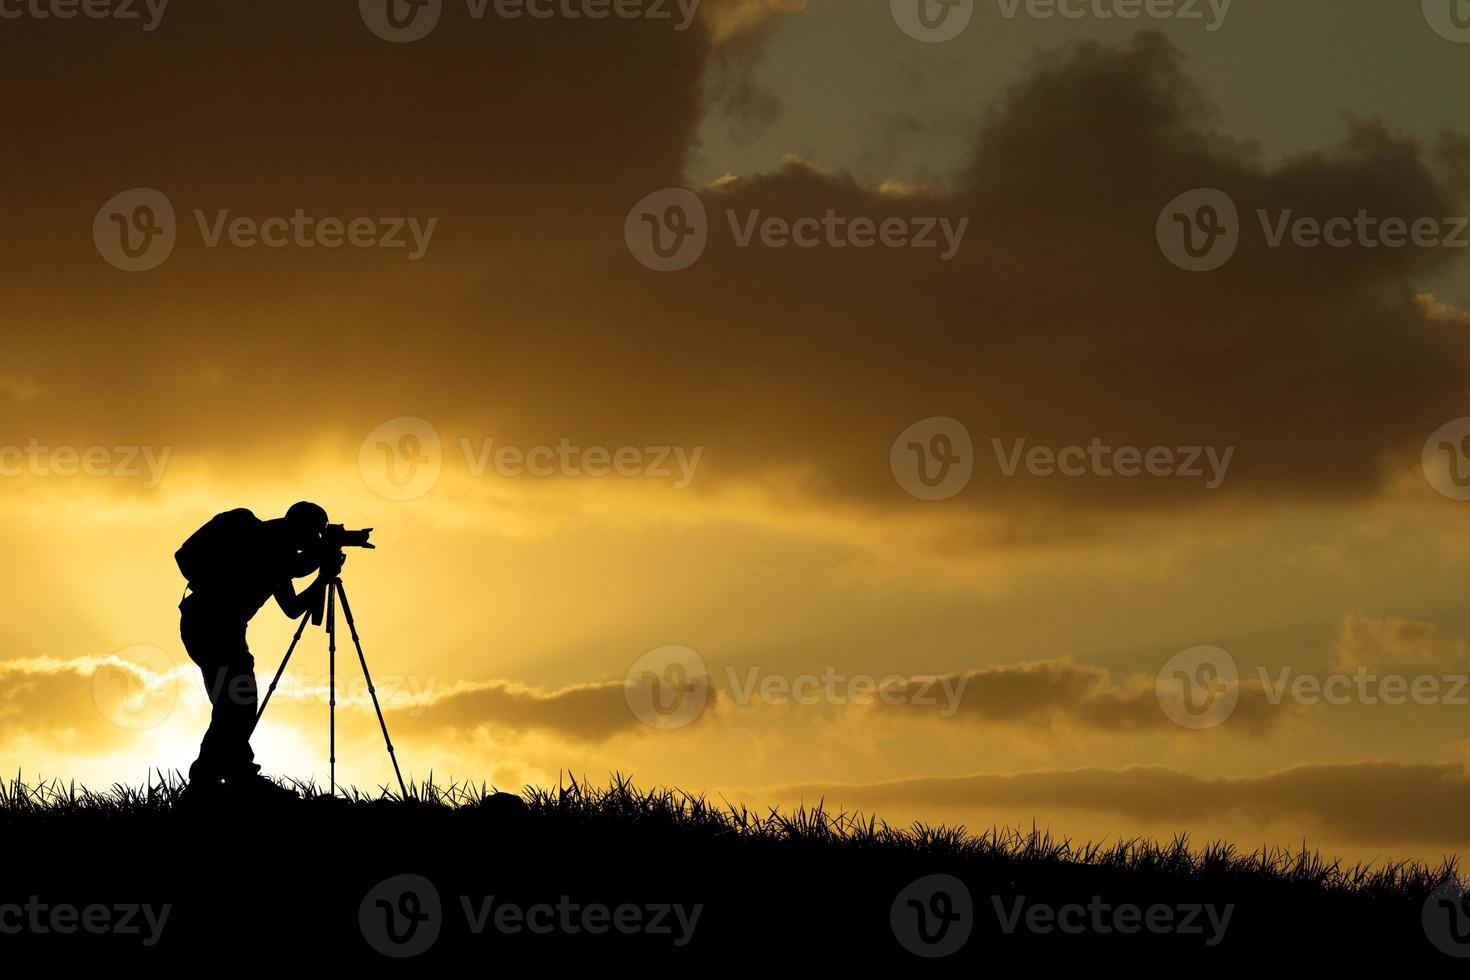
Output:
392 677 685 742
703 0 805 44
773 761 1470 847
0 653 718 750
1335 614 1470 671
4 649 1287 764
869 658 1286 735
700 0 803 141
0 654 190 747
6 653 1462 852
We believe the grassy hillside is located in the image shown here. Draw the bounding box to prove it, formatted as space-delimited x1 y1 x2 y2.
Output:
0 772 1461 966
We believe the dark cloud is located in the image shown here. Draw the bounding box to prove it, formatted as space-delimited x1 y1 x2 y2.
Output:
1 19 1467 533
872 658 1286 735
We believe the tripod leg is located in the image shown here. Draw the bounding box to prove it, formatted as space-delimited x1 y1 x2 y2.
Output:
334 581 409 798
327 581 337 797
252 612 311 735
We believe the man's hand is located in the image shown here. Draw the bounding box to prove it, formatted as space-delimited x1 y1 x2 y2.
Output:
275 574 329 622
303 574 331 625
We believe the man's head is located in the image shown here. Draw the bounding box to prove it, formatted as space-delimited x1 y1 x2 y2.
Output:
284 501 329 550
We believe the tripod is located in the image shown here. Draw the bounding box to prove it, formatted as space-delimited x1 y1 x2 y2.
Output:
253 576 408 798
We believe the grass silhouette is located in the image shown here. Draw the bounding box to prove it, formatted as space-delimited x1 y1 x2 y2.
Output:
0 771 1459 965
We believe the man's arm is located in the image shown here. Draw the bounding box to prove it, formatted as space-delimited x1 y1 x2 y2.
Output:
273 551 345 619
274 577 325 620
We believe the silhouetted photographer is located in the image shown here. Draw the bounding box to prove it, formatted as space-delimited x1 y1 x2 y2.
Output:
175 502 343 797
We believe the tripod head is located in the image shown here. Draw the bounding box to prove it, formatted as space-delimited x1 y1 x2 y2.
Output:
309 570 343 626
306 526 372 624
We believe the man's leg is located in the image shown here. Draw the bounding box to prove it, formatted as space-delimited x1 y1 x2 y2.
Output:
185 615 259 783
214 651 261 782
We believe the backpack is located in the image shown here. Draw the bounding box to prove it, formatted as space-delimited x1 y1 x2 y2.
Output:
175 509 263 590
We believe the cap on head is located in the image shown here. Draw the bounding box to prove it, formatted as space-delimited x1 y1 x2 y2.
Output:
285 501 328 531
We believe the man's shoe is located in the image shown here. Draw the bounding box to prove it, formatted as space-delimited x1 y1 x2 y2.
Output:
179 776 226 808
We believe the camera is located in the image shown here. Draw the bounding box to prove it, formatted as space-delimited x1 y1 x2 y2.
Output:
323 524 375 551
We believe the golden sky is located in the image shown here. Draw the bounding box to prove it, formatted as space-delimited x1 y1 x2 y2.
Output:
4 0 1470 867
